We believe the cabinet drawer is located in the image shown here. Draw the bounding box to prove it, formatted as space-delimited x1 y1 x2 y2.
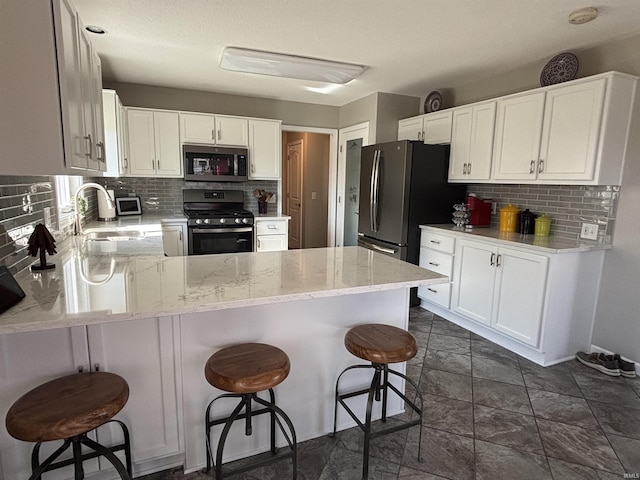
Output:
255 220 288 235
419 248 453 277
420 231 455 254
418 282 451 309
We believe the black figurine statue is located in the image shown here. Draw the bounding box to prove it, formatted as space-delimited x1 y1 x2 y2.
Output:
27 224 57 271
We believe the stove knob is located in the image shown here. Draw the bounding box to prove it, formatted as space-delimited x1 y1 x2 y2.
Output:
242 218 248 224
235 218 241 224
195 219 202 225
219 218 225 224
204 218 210 224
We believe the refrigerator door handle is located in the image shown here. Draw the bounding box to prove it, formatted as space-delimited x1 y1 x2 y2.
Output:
372 149 381 232
369 150 378 232
360 239 397 255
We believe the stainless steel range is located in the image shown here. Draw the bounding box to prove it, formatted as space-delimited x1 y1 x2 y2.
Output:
183 189 254 255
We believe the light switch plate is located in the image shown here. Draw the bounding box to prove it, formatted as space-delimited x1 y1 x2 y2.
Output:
580 223 599 240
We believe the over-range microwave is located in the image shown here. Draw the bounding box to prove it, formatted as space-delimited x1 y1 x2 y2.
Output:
183 145 248 182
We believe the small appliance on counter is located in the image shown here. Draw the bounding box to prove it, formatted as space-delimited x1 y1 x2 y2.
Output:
465 194 491 227
499 204 520 232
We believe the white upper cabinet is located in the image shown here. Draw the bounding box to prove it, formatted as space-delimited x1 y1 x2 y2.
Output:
102 89 129 176
449 101 495 181
248 119 281 179
397 111 452 144
180 112 248 146
492 72 636 185
0 0 105 175
128 108 182 177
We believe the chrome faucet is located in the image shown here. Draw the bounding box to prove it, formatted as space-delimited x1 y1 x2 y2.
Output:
73 183 115 236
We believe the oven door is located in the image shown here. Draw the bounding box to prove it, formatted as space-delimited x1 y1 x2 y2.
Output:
188 226 254 255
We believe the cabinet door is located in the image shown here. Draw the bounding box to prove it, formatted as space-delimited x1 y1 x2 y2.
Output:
162 224 186 256
492 248 548 346
492 92 545 181
449 107 472 180
248 119 281 179
127 109 156 175
397 117 424 141
256 235 288 252
91 50 106 171
451 240 497 325
216 115 248 146
467 102 496 180
423 111 452 144
87 317 181 469
538 79 606 181
154 111 181 176
102 89 128 176
78 27 101 171
180 112 216 144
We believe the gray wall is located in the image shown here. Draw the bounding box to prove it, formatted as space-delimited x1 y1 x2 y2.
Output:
450 33 640 364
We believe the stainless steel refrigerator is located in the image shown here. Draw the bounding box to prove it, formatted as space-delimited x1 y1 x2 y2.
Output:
358 140 466 304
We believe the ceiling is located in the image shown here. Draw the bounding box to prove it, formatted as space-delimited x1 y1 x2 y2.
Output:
73 0 640 107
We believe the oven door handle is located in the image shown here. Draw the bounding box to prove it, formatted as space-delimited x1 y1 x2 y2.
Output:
191 227 253 234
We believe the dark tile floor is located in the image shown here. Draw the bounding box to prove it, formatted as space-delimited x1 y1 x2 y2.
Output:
140 307 640 480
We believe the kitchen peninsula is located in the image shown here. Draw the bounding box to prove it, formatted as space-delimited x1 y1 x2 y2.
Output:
0 241 446 478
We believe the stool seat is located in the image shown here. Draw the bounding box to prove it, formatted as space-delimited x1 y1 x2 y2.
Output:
344 324 417 364
6 372 129 443
205 342 290 394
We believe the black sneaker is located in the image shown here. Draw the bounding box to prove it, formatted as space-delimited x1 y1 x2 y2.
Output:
612 354 636 378
575 352 620 376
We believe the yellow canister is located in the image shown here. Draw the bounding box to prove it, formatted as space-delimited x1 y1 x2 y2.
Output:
499 204 520 232
534 214 551 237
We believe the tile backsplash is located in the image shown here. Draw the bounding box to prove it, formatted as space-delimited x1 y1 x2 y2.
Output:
466 184 620 243
94 177 279 216
0 176 58 274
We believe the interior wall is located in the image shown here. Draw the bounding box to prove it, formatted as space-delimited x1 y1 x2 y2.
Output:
104 81 340 128
449 32 640 364
338 93 378 141
375 92 420 143
282 132 330 248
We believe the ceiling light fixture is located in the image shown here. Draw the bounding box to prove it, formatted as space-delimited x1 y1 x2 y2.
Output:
568 7 598 25
85 25 107 34
220 47 365 84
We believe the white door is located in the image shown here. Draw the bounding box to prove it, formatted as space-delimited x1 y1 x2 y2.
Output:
397 116 423 141
467 101 496 180
162 225 185 257
449 107 472 180
423 111 453 144
215 115 248 146
91 50 106 171
287 140 303 249
336 122 369 247
180 113 216 144
492 92 545 180
128 109 156 176
538 79 606 181
154 111 181 176
451 240 497 325
78 27 99 170
492 248 548 347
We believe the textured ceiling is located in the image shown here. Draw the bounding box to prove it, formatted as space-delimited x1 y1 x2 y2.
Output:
73 0 640 107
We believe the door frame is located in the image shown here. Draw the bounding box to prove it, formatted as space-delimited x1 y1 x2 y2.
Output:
336 122 370 247
282 125 338 246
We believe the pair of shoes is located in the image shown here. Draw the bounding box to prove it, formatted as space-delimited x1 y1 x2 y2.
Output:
609 354 636 378
575 352 620 376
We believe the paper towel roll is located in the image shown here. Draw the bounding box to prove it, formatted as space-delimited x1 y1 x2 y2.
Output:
98 189 116 221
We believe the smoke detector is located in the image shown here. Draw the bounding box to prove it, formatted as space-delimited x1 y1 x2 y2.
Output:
568 7 598 25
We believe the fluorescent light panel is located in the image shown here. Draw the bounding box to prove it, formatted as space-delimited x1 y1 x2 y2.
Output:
220 47 364 84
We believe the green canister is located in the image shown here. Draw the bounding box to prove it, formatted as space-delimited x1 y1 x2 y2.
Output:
534 214 551 237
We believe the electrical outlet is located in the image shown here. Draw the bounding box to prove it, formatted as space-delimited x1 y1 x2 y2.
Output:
580 223 599 240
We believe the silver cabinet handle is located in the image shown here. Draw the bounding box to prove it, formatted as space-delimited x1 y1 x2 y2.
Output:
468 162 471 174
123 158 128 170
490 252 496 266
94 363 100 372
84 134 93 158
157 160 160 170
463 163 467 175
529 160 535 174
538 159 544 174
96 141 105 162
429 240 441 244
179 230 182 241
212 129 216 140
496 254 502 267
152 159 156 170
428 262 440 266
427 287 437 293
217 129 221 141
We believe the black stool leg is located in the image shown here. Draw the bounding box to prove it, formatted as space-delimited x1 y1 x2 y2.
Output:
216 395 248 480
362 366 382 480
29 440 71 480
81 435 132 480
72 436 84 480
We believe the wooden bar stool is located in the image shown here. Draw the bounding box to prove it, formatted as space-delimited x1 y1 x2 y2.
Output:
5 371 132 480
204 342 297 479
332 324 424 480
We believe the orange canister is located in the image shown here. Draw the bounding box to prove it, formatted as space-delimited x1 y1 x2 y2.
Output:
499 204 520 232
534 214 551 237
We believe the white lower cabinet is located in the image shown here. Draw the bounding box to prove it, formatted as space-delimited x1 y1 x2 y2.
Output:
255 217 289 252
161 221 187 256
451 240 548 346
0 318 182 480
419 227 604 366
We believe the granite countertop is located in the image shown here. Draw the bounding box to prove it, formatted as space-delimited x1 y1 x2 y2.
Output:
0 239 446 335
421 224 611 254
84 213 187 231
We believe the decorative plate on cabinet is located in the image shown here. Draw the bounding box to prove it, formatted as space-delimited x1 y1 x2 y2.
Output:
540 52 579 86
424 90 443 113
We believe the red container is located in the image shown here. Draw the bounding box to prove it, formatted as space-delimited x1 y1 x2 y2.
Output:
465 195 492 227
